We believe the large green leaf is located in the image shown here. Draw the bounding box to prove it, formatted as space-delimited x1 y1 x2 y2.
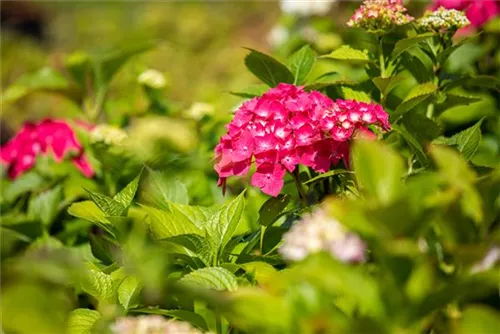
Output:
391 82 438 121
434 119 484 161
140 169 188 209
4 172 45 202
288 45 316 85
435 93 481 116
113 172 142 208
230 84 269 98
85 189 126 216
28 185 62 227
118 276 141 310
393 125 428 165
161 234 214 266
67 309 101 334
1 67 70 106
457 305 500 334
67 201 114 236
391 33 435 58
372 73 407 97
206 192 245 255
340 86 371 102
352 140 404 205
257 194 290 227
179 267 238 291
244 49 294 87
80 265 115 303
321 45 373 65
141 205 204 239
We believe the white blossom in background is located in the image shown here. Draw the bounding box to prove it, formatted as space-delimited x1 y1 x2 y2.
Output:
111 315 204 334
279 207 366 262
418 7 470 32
471 246 500 274
138 69 167 89
91 124 128 146
280 0 337 17
184 102 214 121
267 24 290 48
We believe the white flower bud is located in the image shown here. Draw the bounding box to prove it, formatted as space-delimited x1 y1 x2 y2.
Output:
138 69 167 89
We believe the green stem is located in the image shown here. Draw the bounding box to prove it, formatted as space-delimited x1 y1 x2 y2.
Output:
259 226 266 255
216 309 223 334
291 169 307 206
378 37 386 78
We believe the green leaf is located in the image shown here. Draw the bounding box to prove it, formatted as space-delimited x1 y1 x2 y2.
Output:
161 234 214 266
140 205 204 239
443 75 500 92
113 172 142 208
392 33 435 58
140 169 188 209
258 194 290 227
435 119 484 161
28 185 62 226
304 169 353 185
230 84 268 98
288 45 316 85
372 73 407 96
66 309 101 334
1 67 69 106
435 93 481 115
340 86 371 102
180 267 238 291
401 53 433 83
118 276 141 310
241 261 277 284
68 201 114 236
393 125 428 165
457 305 500 334
321 45 373 65
391 82 438 121
352 140 404 205
80 266 115 303
244 49 294 87
131 308 208 331
85 190 126 216
401 112 442 143
207 192 246 255
4 172 45 202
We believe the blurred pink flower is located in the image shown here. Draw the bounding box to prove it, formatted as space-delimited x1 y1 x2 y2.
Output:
214 83 389 196
347 0 414 32
430 0 500 28
0 119 94 179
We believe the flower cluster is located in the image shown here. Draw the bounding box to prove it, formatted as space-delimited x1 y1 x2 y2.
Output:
430 0 500 28
111 315 203 334
347 0 414 32
418 6 470 32
138 69 167 89
214 83 389 196
0 119 94 179
279 207 366 262
91 124 128 146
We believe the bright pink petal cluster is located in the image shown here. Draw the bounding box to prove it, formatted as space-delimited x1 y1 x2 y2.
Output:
0 119 95 179
347 0 414 32
214 83 390 197
430 0 500 28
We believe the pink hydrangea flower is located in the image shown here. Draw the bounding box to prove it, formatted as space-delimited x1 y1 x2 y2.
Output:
0 119 95 179
430 0 500 28
347 0 414 32
214 83 390 197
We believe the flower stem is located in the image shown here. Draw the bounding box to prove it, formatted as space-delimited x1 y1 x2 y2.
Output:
291 169 307 206
426 103 435 119
378 37 386 78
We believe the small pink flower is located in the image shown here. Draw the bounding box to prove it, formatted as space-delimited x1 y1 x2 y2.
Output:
214 84 389 196
0 119 95 179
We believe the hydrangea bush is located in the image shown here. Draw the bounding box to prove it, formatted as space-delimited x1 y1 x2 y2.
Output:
1 1 499 333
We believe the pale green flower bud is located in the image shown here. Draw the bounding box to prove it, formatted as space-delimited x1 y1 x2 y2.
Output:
138 69 167 89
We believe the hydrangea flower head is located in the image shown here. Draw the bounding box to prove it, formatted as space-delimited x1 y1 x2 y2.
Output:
214 83 389 196
91 124 128 146
418 7 470 32
279 207 366 262
111 315 203 334
429 0 500 28
0 119 94 179
347 0 414 32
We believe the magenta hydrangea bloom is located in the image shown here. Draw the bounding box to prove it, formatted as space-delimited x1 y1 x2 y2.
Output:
214 83 390 197
0 119 95 179
430 0 500 28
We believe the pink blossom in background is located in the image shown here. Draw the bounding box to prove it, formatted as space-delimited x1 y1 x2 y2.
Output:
430 0 500 28
214 83 390 197
0 119 95 179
